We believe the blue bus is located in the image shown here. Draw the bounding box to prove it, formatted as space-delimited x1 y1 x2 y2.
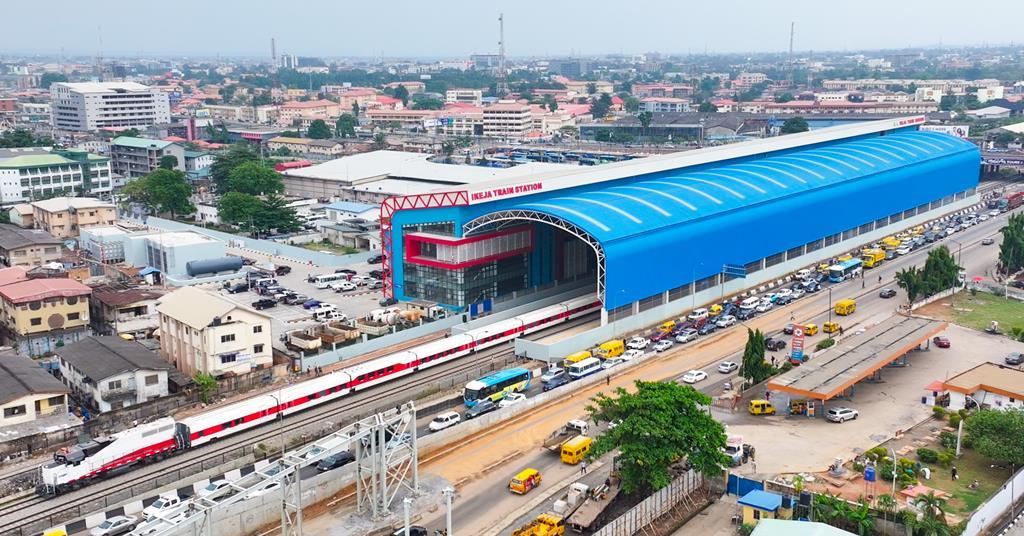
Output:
463 367 532 407
829 258 863 283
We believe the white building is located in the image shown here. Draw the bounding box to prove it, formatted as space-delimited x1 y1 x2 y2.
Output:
0 147 113 206
157 287 273 378
57 336 174 412
325 201 380 222
483 101 532 139
638 97 690 113
944 362 1024 411
50 82 171 132
976 86 1005 103
445 89 483 106
915 87 944 103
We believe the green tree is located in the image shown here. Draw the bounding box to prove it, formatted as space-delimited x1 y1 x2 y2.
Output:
590 93 613 119
895 266 923 304
227 161 284 195
204 123 230 143
158 154 178 170
335 113 358 138
1000 213 1024 273
257 194 302 233
194 373 218 403
372 132 388 150
411 95 444 110
252 92 272 106
637 111 653 138
624 96 640 113
120 177 153 213
393 85 410 106
543 94 558 113
919 246 961 295
741 329 774 384
587 381 730 493
210 143 259 193
697 101 718 113
307 119 332 139
0 128 55 148
776 92 795 103
272 146 292 157
144 169 194 218
965 409 1024 466
217 191 263 230
586 82 598 95
39 72 68 89
914 491 949 524
780 116 810 134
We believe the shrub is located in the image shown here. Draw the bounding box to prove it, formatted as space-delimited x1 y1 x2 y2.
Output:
853 461 866 473
867 446 889 460
948 413 962 428
939 431 958 450
917 448 939 463
739 524 756 536
932 406 946 419
816 338 836 350
780 361 794 372
958 408 969 421
937 450 955 468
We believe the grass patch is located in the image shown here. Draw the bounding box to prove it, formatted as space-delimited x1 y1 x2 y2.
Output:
299 241 360 255
919 448 1011 515
951 291 1024 333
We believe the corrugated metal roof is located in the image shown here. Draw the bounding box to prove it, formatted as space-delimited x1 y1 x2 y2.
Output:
0 351 69 406
112 136 176 150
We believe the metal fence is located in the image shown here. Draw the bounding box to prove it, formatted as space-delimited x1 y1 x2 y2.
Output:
593 471 706 536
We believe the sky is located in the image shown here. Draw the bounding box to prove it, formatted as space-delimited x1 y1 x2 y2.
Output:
4 1 1024 59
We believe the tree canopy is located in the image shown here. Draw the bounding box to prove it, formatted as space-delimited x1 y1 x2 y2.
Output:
780 116 810 134
39 72 68 89
123 169 194 218
589 93 613 119
1000 212 1024 273
392 85 410 106
965 409 1024 466
587 380 730 493
895 246 961 303
0 128 54 148
158 154 178 170
306 119 333 139
210 143 260 193
697 101 718 113
335 113 357 138
741 329 776 383
227 161 284 196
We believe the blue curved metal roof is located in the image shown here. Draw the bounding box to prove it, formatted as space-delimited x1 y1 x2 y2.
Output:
509 130 976 245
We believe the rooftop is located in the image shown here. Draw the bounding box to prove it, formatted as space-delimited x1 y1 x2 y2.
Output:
111 136 176 150
53 81 152 93
31 197 115 213
58 336 173 381
0 224 61 250
738 490 782 512
281 99 338 109
752 519 855 536
90 286 165 307
944 362 1024 398
270 136 313 145
326 201 378 213
0 154 74 169
157 286 265 330
0 351 69 406
0 276 91 304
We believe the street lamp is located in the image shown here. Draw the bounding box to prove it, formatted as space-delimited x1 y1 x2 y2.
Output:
827 287 833 328
889 447 898 496
442 487 454 536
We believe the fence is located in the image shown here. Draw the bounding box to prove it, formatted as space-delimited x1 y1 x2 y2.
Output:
593 471 706 536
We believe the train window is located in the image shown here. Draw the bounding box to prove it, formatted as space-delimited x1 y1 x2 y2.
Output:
388 365 395 372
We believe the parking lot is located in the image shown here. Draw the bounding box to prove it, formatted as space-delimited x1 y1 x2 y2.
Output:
715 324 1024 476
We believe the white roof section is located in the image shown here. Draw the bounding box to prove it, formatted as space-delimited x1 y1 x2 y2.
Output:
146 231 218 246
281 150 573 186
426 116 929 206
32 196 115 212
156 286 265 330
53 82 153 93
352 178 452 196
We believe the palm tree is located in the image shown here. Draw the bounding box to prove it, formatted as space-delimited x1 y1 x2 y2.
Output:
876 494 897 535
914 491 948 524
372 132 388 151
894 266 922 304
846 499 874 536
441 140 456 163
912 515 951 536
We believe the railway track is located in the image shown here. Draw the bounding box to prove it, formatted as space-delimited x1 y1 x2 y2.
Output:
0 312 596 535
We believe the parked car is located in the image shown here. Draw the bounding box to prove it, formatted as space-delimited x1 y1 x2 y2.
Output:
715 315 737 328
675 328 699 343
284 294 309 305
429 411 461 432
367 254 384 264
775 294 793 306
498 392 526 408
681 370 708 384
317 451 356 471
718 361 739 373
367 279 383 290
736 307 756 320
251 298 277 310
626 336 649 350
982 237 995 246
302 299 322 309
90 515 138 536
755 301 773 313
334 268 357 275
622 349 644 360
543 373 571 391
764 337 787 351
697 323 717 336
826 407 859 423
932 336 951 348
687 308 709 321
879 288 897 299
652 340 674 352
775 288 793 300
225 282 248 294
331 281 357 292
601 356 627 370
464 399 498 419
379 297 399 306
1006 352 1024 366
274 265 292 276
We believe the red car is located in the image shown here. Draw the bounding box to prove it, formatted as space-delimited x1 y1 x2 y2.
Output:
933 336 951 348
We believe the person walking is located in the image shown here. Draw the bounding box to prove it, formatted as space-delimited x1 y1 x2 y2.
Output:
606 376 610 386
952 465 959 481
580 460 588 475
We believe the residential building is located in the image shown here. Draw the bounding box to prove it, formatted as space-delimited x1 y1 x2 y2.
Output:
183 150 214 174
50 82 171 132
483 102 532 139
967 106 1012 119
277 99 342 127
445 89 484 106
156 286 273 377
321 219 381 251
109 137 185 179
915 87 944 103
0 266 92 356
638 97 690 113
748 100 939 115
325 201 380 222
57 336 174 412
365 109 438 129
0 148 113 205
0 224 62 267
6 203 32 228
79 226 225 279
0 98 15 125
89 285 164 338
335 88 379 111
266 137 345 156
32 197 117 239
437 107 483 137
943 362 1024 411
203 104 279 124
16 102 51 125
632 84 694 99
548 59 591 78
976 86 1005 103
0 352 70 427
559 79 614 96
735 72 769 87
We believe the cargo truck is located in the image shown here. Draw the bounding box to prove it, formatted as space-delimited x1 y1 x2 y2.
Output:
543 420 589 453
860 248 885 269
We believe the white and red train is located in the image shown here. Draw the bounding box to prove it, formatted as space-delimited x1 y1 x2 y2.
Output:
39 295 599 495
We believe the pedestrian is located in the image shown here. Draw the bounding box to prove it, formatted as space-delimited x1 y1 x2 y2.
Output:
839 326 844 336
790 313 795 321
952 465 959 481
606 376 610 386
878 275 883 284
580 460 588 475
862 279 866 289
750 445 756 461
771 356 776 367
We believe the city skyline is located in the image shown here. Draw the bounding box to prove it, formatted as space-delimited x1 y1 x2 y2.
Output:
4 0 1024 59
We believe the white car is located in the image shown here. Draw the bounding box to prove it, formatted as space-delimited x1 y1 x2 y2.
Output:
91 515 138 536
602 356 627 370
652 340 674 352
330 281 357 292
715 315 737 328
320 310 348 322
197 479 232 500
541 365 564 382
945 227 957 236
681 370 708 384
310 303 337 316
626 336 649 350
896 246 911 256
499 392 526 408
989 209 1001 217
755 301 773 313
622 349 644 360
687 308 709 321
718 361 739 373
142 494 181 519
790 288 806 300
248 480 282 498
429 411 461 432
979 214 990 222
303 446 325 460
826 407 859 423
775 288 793 300
795 268 812 280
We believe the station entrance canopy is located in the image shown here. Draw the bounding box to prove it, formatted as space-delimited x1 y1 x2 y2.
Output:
767 316 947 401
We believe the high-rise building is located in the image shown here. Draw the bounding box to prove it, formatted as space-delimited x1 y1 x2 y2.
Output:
483 101 532 139
50 82 171 132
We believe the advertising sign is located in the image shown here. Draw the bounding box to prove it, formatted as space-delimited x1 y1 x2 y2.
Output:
791 325 806 362
921 124 970 139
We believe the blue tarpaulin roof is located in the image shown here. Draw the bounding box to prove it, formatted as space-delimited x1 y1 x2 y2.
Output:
138 267 161 276
739 490 783 512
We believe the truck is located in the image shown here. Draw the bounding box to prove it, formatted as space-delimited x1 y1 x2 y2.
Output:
318 322 360 345
860 248 885 269
287 331 322 352
543 420 589 453
511 513 566 536
1007 192 1024 211
567 475 622 533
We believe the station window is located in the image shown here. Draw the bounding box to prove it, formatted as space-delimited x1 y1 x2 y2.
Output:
668 284 690 302
804 239 823 253
917 203 929 214
744 260 762 275
608 304 632 323
786 245 804 261
638 293 663 313
875 217 888 229
764 252 785 268
823 233 841 247
889 211 903 223
695 274 719 292
858 223 874 235
903 208 916 220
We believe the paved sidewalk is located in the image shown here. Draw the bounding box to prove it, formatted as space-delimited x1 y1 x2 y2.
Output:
671 494 738 536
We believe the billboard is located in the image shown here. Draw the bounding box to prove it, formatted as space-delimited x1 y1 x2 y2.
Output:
791 325 806 362
921 124 970 139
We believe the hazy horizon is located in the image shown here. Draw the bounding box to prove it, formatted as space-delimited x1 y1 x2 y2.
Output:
3 1 1023 59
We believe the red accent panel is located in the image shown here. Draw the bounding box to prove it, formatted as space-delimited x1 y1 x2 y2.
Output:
406 246 534 269
407 225 531 246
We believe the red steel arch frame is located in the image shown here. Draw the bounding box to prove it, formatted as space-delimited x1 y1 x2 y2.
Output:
379 190 470 298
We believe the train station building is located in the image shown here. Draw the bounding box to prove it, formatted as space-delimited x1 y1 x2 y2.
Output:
380 117 980 356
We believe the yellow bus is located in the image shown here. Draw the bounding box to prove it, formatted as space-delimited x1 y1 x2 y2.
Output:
861 249 885 268
595 340 624 359
837 253 854 262
882 236 901 250
563 350 593 367
560 436 593 465
834 299 857 316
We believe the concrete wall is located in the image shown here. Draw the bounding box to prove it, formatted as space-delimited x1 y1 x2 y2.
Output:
964 464 1024 536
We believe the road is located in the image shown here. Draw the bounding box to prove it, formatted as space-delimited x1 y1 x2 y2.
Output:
403 205 1011 536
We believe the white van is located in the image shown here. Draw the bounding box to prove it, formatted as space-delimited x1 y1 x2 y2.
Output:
687 308 709 321
567 357 602 380
740 297 760 310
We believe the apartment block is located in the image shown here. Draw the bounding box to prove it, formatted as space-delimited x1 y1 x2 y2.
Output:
0 148 113 205
109 137 185 179
57 336 174 412
483 102 532 139
32 197 117 239
0 352 69 427
51 82 171 132
0 224 62 267
0 266 92 356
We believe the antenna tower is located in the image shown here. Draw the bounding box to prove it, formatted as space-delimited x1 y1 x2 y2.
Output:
497 13 509 96
787 22 795 88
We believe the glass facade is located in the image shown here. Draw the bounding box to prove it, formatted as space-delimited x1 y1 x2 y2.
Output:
404 254 529 306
